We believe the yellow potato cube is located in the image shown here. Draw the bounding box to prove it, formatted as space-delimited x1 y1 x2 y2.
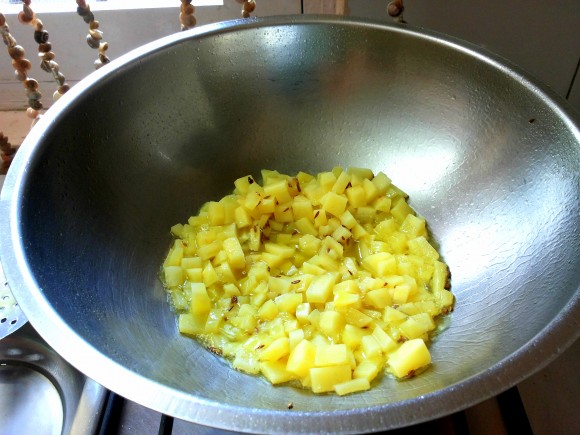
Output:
347 167 374 180
234 175 256 195
399 313 436 339
207 201 226 226
362 252 397 277
345 307 374 328
295 217 318 236
310 364 352 393
353 357 383 382
408 236 440 261
263 179 292 204
361 335 383 358
295 302 312 324
306 273 338 303
274 293 303 314
320 191 348 217
334 377 371 396
164 266 184 287
260 361 296 385
234 206 253 228
334 291 360 307
289 328 305 350
163 241 184 267
387 338 431 378
292 195 315 220
257 299 278 321
286 339 317 377
178 313 206 336
222 237 246 269
365 288 392 309
319 310 345 337
390 197 414 222
331 171 351 194
189 283 212 316
363 178 380 203
372 326 398 353
315 344 349 367
202 262 219 287
342 324 368 349
259 337 290 362
346 185 366 208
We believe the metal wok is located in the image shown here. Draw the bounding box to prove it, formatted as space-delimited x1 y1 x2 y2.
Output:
1 16 578 434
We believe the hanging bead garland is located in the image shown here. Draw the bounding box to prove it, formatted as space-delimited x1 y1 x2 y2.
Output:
0 132 17 175
179 0 196 31
387 0 406 23
76 0 110 69
0 12 43 121
236 0 256 19
17 1 70 102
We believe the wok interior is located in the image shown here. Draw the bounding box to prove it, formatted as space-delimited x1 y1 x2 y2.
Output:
17 21 579 418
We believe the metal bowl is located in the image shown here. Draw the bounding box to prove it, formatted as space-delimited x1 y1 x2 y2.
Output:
1 16 578 434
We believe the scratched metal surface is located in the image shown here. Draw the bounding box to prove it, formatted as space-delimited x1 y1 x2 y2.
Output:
0 16 578 434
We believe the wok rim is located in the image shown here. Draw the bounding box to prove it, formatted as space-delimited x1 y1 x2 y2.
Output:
1 15 579 433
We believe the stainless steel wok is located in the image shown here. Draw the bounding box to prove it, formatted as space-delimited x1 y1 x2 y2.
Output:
0 16 578 434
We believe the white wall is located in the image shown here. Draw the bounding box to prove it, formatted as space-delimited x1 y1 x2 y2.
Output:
1 0 579 111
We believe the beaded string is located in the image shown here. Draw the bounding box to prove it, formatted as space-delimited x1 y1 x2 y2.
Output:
387 0 406 23
179 0 196 31
0 132 17 175
76 0 110 69
0 12 44 122
236 0 256 19
17 1 70 102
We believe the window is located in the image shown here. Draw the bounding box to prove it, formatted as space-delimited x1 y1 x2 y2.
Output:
1 1 222 14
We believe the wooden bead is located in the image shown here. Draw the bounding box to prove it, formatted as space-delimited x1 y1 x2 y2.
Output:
15 70 27 81
89 29 103 40
42 51 56 61
387 1 404 17
26 107 39 119
13 58 32 71
8 45 25 60
24 78 39 91
34 30 49 44
89 20 100 30
87 34 100 49
243 1 256 13
38 42 52 53
18 11 34 24
33 18 44 31
182 4 195 15
40 60 51 72
0 14 6 26
98 41 109 53
27 90 42 101
180 13 196 28
58 84 70 94
28 99 43 110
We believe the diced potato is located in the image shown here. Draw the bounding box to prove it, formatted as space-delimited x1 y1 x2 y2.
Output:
260 361 296 384
310 364 352 393
321 192 348 217
306 273 338 303
287 339 317 377
315 344 349 367
259 337 290 362
319 310 345 338
223 237 246 269
162 168 453 395
387 338 431 378
334 377 371 396
164 266 184 287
